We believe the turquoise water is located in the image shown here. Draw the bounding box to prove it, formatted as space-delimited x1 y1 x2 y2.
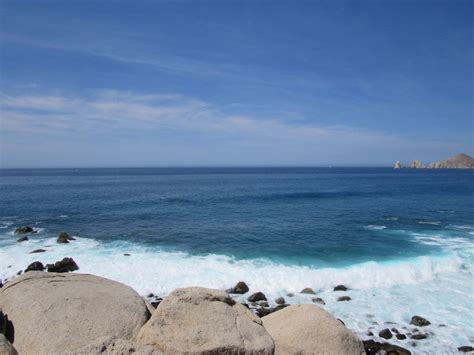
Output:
0 168 473 352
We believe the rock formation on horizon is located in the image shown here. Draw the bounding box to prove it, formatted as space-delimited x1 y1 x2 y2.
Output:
394 153 474 169
427 153 474 169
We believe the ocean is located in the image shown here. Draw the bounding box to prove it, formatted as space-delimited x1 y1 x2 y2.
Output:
0 167 473 353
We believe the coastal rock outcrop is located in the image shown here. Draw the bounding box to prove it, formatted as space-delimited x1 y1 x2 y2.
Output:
24 261 44 272
0 272 151 354
227 281 249 294
410 315 431 327
46 257 79 272
410 160 424 169
262 304 364 355
57 231 75 244
136 287 274 354
394 161 402 169
248 291 267 302
427 153 474 168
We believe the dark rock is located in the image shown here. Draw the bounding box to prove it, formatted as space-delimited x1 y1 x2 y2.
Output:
458 346 474 353
228 281 249 294
150 298 163 308
367 331 374 336
410 315 431 327
147 293 154 298
274 297 285 305
391 328 400 334
286 293 294 297
46 257 79 273
410 333 428 340
57 232 75 244
337 296 351 302
16 236 28 242
379 328 393 339
396 334 407 340
258 301 269 308
29 249 46 254
25 261 44 272
333 285 348 291
300 287 315 294
247 292 266 302
363 340 411 355
14 226 34 234
271 304 288 313
312 297 326 305
0 308 6 335
255 307 272 317
241 303 249 309
16 270 22 276
124 253 131 256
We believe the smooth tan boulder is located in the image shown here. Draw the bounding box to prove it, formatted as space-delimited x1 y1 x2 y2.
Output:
0 272 151 355
67 336 163 355
262 304 364 355
137 287 274 354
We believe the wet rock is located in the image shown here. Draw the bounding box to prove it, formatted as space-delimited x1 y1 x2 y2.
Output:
337 296 351 302
410 333 428 340
227 281 250 294
16 236 28 242
312 297 326 305
16 270 22 276
286 293 294 297
396 333 407 340
333 285 348 291
300 287 315 294
258 301 269 308
247 292 266 302
57 231 75 244
150 298 162 308
367 331 374 336
379 328 393 339
29 249 46 254
256 307 272 318
46 257 79 273
146 293 154 298
363 340 411 355
410 315 431 327
275 297 285 305
458 346 474 353
271 304 288 313
14 226 34 234
25 261 44 273
123 253 131 256
391 328 400 334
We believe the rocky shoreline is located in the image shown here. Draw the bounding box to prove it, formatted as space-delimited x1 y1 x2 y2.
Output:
394 153 474 169
1 229 473 354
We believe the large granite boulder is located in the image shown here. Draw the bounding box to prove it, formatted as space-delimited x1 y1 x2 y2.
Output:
0 272 151 354
262 304 364 355
137 287 274 354
67 336 163 355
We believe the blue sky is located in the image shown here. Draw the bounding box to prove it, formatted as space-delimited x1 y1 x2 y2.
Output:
1 0 472 167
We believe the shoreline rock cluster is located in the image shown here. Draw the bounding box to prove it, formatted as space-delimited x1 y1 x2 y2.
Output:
2 229 472 354
394 153 474 169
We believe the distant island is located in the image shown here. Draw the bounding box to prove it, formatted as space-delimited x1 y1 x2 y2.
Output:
394 153 474 169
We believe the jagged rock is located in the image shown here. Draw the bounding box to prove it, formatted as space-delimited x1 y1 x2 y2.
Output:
300 287 315 294
46 257 79 273
333 285 348 291
379 328 393 339
16 236 28 242
396 333 407 340
29 249 46 254
394 161 402 169
137 287 274 354
0 272 151 354
57 231 75 244
363 340 411 355
25 261 44 273
247 291 267 302
337 296 351 302
227 281 249 294
312 297 326 305
275 297 285 305
428 153 474 169
410 315 431 327
458 346 474 353
14 226 33 235
410 160 425 169
262 304 364 354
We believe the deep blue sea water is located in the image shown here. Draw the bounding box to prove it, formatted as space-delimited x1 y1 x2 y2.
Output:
1 168 473 352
